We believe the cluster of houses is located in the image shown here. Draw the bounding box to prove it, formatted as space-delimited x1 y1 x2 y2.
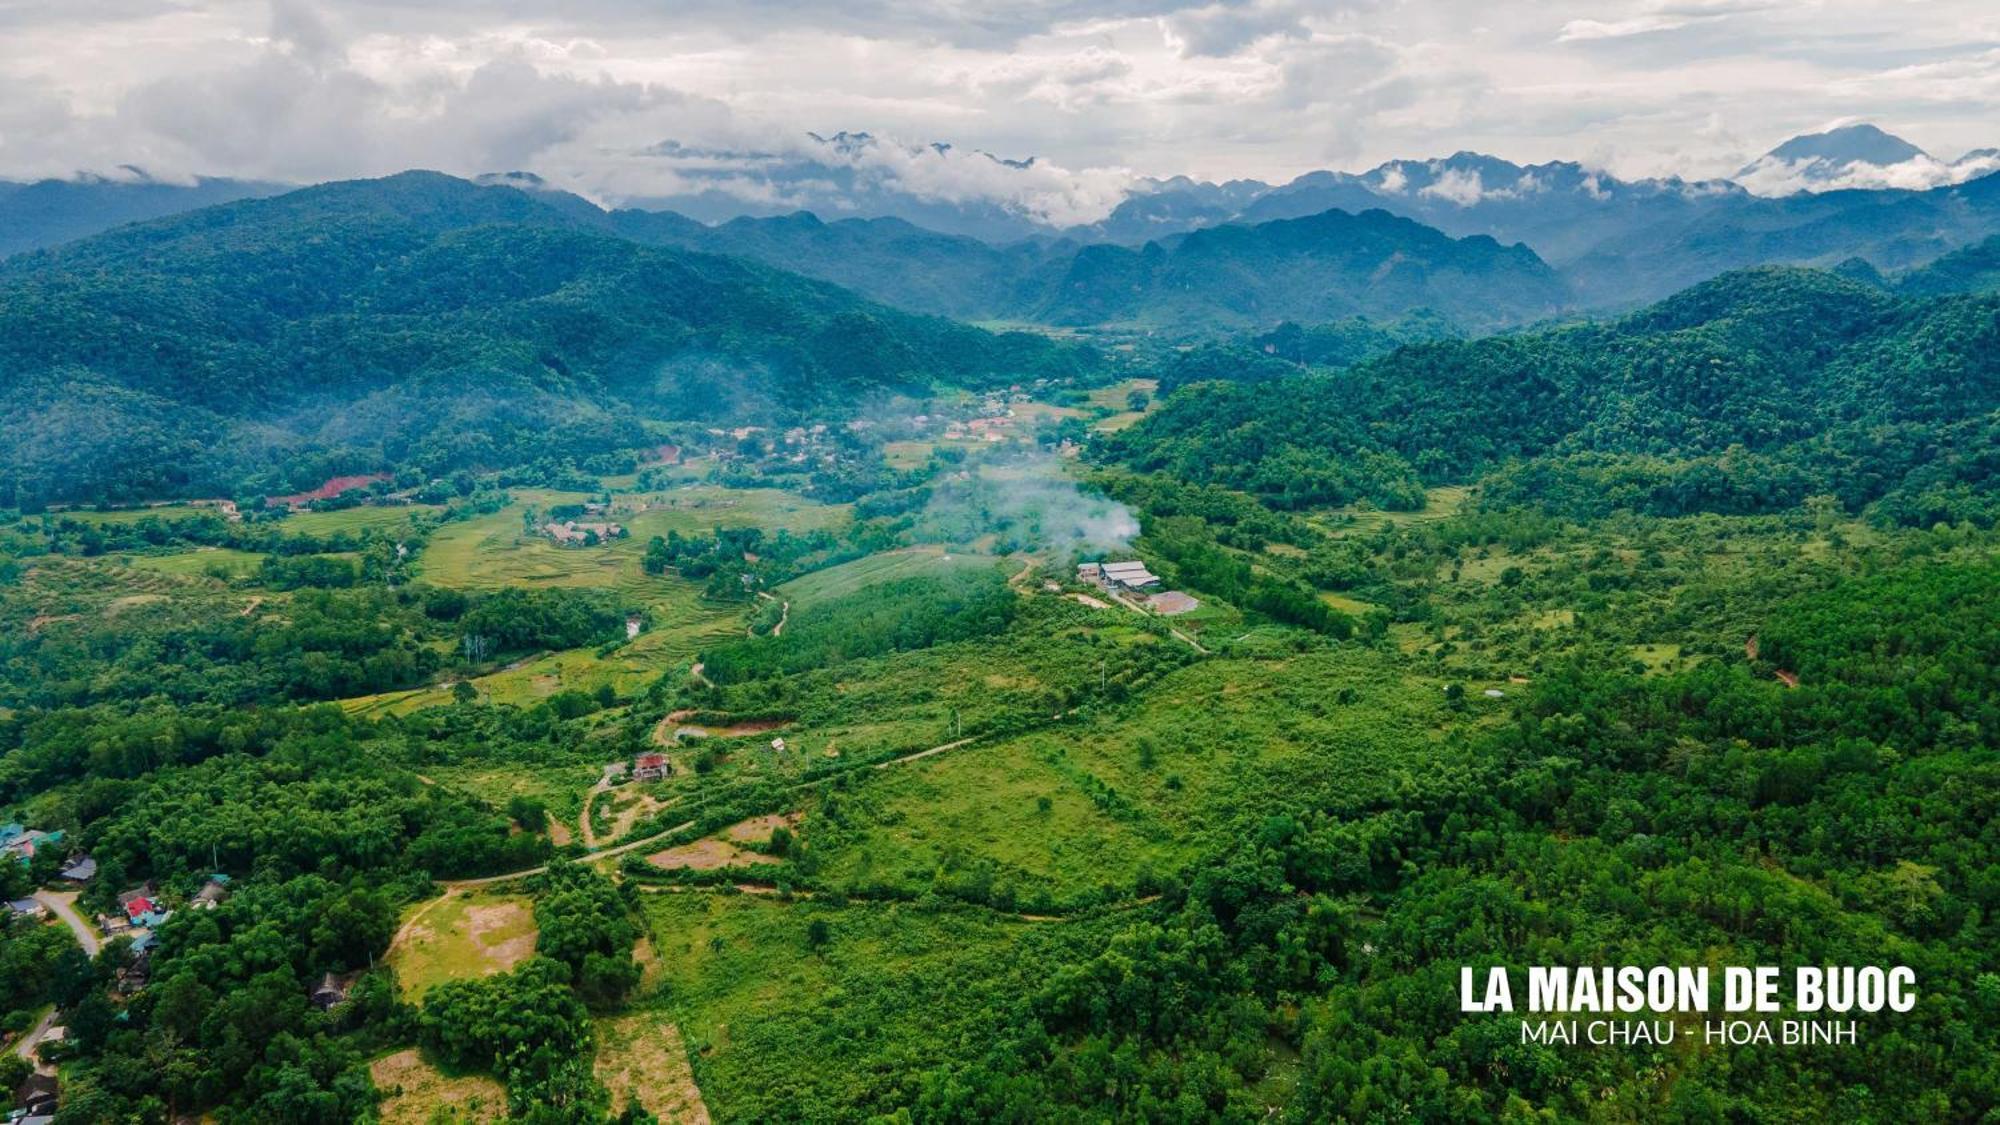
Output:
1077 561 1201 617
0 824 61 864
543 519 624 546
943 414 1015 443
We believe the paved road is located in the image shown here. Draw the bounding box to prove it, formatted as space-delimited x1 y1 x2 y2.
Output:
34 890 100 957
12 1007 55 1074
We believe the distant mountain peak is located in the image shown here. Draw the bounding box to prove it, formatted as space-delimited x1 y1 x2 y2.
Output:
1730 123 1993 196
1760 123 1928 168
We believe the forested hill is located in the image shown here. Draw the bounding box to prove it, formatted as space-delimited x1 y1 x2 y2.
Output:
1100 267 2000 524
0 174 290 258
0 172 1096 506
613 205 1566 332
1033 208 1568 331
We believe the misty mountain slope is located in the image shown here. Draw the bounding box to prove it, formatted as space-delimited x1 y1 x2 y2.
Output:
0 173 291 258
1895 234 2000 297
1074 142 2000 310
1563 170 2000 306
1035 208 1569 331
607 208 1068 321
1099 267 2000 521
0 172 1097 505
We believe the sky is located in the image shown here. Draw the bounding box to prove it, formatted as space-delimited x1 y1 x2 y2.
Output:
3 0 1997 223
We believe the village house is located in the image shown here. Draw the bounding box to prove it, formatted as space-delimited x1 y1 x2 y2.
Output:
6 898 45 920
114 949 151 995
311 971 358 1010
633 752 670 782
191 875 230 910
58 855 95 882
118 883 171 929
14 1073 58 1122
0 824 62 864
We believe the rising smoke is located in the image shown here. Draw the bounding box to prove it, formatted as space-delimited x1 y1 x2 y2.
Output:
917 447 1138 560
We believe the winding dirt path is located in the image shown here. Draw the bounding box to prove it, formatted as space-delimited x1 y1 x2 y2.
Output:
579 775 613 848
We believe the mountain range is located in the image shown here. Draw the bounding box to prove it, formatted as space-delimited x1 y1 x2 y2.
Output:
7 125 1999 324
4 158 2000 510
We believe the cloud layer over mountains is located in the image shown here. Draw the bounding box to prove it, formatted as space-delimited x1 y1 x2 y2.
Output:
5 0 2000 226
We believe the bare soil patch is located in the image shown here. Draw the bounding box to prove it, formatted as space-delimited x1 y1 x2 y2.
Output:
594 1015 711 1124
602 789 674 843
370 1049 507 1124
723 811 801 844
388 894 537 999
646 837 761 871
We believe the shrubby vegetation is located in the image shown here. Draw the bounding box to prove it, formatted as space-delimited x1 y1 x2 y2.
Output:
701 568 1017 682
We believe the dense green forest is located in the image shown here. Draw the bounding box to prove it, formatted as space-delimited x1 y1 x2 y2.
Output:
1104 268 2000 523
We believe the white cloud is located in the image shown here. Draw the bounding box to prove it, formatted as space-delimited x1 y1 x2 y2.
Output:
1735 150 2000 196
0 0 1996 209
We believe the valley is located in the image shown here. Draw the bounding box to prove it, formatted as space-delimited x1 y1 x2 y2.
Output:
0 133 1997 1123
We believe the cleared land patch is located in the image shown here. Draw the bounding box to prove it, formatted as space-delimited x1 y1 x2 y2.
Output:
388 893 538 1000
648 837 763 871
370 1048 507 1124
594 1012 712 1124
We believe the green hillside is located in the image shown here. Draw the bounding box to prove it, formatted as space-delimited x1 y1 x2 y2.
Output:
1103 268 2000 523
0 173 1096 506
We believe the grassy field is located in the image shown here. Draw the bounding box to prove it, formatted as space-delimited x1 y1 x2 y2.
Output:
638 890 1103 1122
419 487 846 592
371 1049 507 1124
594 1011 712 1123
42 505 223 525
801 647 1447 906
1084 376 1160 432
1312 484 1471 535
881 441 934 470
354 485 841 716
128 546 266 579
775 547 1003 609
283 504 443 536
388 892 539 1001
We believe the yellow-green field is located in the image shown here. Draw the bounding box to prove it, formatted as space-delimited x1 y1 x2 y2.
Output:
370 1049 507 1124
283 505 442 536
419 487 846 591
775 546 1002 609
882 440 935 470
123 547 265 580
387 892 539 1001
1313 484 1471 535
